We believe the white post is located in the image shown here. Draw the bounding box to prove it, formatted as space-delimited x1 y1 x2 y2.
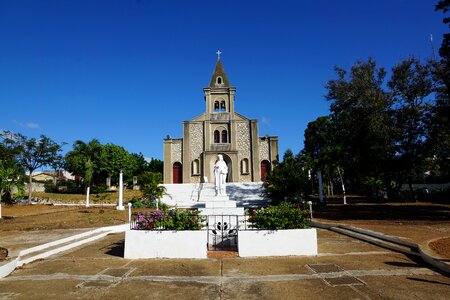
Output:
86 186 90 208
0 202 2 219
337 167 347 205
317 170 324 203
117 170 125 210
307 201 312 220
128 202 132 223
342 185 347 205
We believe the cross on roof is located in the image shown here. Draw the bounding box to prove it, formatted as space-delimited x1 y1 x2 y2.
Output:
216 50 222 60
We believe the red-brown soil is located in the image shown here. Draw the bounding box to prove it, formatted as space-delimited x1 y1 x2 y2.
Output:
314 202 450 258
429 237 450 259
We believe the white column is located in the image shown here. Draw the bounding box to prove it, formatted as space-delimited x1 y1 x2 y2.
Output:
0 202 2 219
86 186 90 208
117 170 125 210
307 201 313 219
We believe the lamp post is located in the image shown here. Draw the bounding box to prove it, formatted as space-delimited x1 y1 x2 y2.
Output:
117 170 124 210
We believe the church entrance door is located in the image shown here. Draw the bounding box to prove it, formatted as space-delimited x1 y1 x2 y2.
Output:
173 162 182 184
260 160 270 181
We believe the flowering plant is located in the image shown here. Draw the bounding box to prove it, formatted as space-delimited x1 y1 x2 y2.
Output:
134 210 165 230
133 208 205 231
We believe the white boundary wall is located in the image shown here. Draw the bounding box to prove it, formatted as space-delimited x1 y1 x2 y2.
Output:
238 228 318 257
124 230 207 259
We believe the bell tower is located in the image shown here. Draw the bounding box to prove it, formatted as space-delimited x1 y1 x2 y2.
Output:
203 50 236 116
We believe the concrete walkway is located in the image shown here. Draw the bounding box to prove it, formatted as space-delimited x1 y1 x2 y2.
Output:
1 228 449 299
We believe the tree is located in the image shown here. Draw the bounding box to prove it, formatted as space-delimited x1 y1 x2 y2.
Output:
388 58 434 193
98 143 138 185
263 149 309 204
65 139 144 190
148 158 164 174
140 171 166 206
429 1 450 182
64 139 103 189
428 61 450 182
304 116 336 195
436 0 450 63
131 154 163 175
0 131 25 207
325 59 395 195
303 116 347 202
15 134 63 204
0 160 24 204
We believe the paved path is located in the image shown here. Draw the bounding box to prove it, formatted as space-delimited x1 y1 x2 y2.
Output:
0 229 94 258
1 229 449 299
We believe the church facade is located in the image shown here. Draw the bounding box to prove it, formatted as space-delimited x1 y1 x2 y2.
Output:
163 55 278 184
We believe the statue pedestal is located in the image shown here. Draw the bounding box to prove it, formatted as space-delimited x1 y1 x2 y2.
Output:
201 207 245 215
205 196 236 208
200 184 245 215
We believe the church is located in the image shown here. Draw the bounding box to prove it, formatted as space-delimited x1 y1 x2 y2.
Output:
163 52 278 184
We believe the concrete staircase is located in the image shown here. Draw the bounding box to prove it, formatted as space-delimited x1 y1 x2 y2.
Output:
160 182 268 210
160 183 204 208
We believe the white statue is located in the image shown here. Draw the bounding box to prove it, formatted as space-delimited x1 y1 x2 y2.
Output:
214 154 228 196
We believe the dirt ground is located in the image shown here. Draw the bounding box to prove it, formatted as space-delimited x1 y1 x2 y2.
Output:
1 202 449 257
429 237 450 259
0 205 130 231
314 202 450 257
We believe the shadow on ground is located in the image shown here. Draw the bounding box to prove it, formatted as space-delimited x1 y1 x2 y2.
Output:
104 240 124 258
314 204 450 222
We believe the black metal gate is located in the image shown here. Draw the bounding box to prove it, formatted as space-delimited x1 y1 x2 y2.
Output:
206 215 239 251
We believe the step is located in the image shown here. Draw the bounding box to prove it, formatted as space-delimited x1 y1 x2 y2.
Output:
201 207 245 216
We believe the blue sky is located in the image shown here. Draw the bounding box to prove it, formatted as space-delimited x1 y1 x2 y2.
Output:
0 0 447 160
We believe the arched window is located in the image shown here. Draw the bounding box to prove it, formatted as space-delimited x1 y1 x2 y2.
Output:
217 76 222 85
220 101 226 112
214 101 220 112
221 130 228 143
214 130 220 143
241 158 249 174
192 159 200 175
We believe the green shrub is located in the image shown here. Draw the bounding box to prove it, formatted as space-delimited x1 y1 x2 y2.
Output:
248 202 310 230
129 197 146 208
44 182 59 193
91 184 108 194
163 208 205 230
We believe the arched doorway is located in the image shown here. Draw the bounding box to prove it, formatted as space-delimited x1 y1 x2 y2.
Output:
260 160 270 181
172 162 182 184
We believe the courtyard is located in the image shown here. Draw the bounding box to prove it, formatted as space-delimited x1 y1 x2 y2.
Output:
0 202 449 299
